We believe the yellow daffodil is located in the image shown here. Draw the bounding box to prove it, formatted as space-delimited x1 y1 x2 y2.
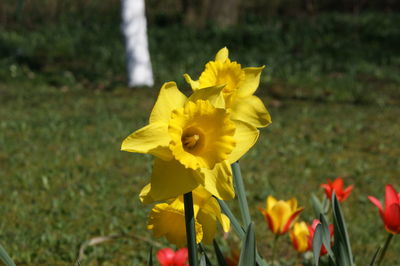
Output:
184 47 271 128
290 221 310 253
121 82 259 202
147 186 230 247
259 196 304 235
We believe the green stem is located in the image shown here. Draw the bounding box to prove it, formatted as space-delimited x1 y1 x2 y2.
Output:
376 233 394 266
184 192 198 266
271 235 279 265
232 162 251 227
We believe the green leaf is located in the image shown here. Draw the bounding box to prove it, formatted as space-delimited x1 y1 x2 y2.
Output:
312 223 323 266
147 246 153 266
239 222 256 266
0 243 16 266
311 193 325 218
216 198 269 266
199 253 207 266
369 247 382 266
232 163 252 228
216 197 245 239
199 244 212 266
319 214 335 262
331 192 353 266
213 240 228 266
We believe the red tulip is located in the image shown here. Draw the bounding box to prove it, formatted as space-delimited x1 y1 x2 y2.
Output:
307 219 334 256
368 184 400 234
321 177 353 202
157 248 188 266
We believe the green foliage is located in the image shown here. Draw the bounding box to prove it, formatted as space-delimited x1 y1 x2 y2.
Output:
213 240 228 266
332 193 354 266
0 243 16 266
147 246 153 266
239 223 256 266
1 13 399 104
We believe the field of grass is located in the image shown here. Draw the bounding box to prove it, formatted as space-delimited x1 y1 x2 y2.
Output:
0 79 399 265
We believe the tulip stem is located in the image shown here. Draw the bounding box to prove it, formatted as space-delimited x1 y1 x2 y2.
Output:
271 235 279 265
376 233 394 266
184 192 198 266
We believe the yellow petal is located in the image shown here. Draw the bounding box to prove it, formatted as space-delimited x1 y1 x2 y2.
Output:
214 47 229 62
199 160 235 200
287 198 298 211
231 95 272 128
149 81 187 124
200 197 230 233
269 201 292 233
220 214 230 232
121 122 173 161
188 85 226 109
141 158 201 202
290 222 310 252
139 183 155 204
228 120 259 163
237 66 265 97
192 186 213 205
148 201 203 247
197 210 217 244
183 73 200 90
266 195 278 212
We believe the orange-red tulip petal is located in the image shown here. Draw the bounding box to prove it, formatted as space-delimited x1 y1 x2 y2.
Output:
321 177 353 202
368 184 400 234
157 248 189 266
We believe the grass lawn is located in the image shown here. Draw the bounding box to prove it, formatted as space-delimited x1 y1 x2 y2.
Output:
0 81 399 265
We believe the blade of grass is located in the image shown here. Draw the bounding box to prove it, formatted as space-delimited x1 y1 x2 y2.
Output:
0 243 16 266
369 246 382 266
147 246 153 266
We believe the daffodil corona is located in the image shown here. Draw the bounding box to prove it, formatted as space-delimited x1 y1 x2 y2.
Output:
121 81 259 202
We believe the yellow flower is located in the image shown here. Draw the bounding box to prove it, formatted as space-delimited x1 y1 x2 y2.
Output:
258 196 304 235
121 82 259 202
147 186 230 247
290 222 310 253
184 47 271 128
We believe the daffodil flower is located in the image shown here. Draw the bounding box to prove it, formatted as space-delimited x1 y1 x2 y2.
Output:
184 47 271 128
259 196 304 235
147 186 230 247
121 82 259 202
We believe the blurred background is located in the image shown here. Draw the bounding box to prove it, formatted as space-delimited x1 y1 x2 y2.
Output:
0 0 399 265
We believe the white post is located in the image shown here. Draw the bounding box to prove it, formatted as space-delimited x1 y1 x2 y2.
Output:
122 0 154 87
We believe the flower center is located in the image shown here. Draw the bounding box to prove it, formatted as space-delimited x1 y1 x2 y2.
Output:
181 127 204 154
182 134 199 150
